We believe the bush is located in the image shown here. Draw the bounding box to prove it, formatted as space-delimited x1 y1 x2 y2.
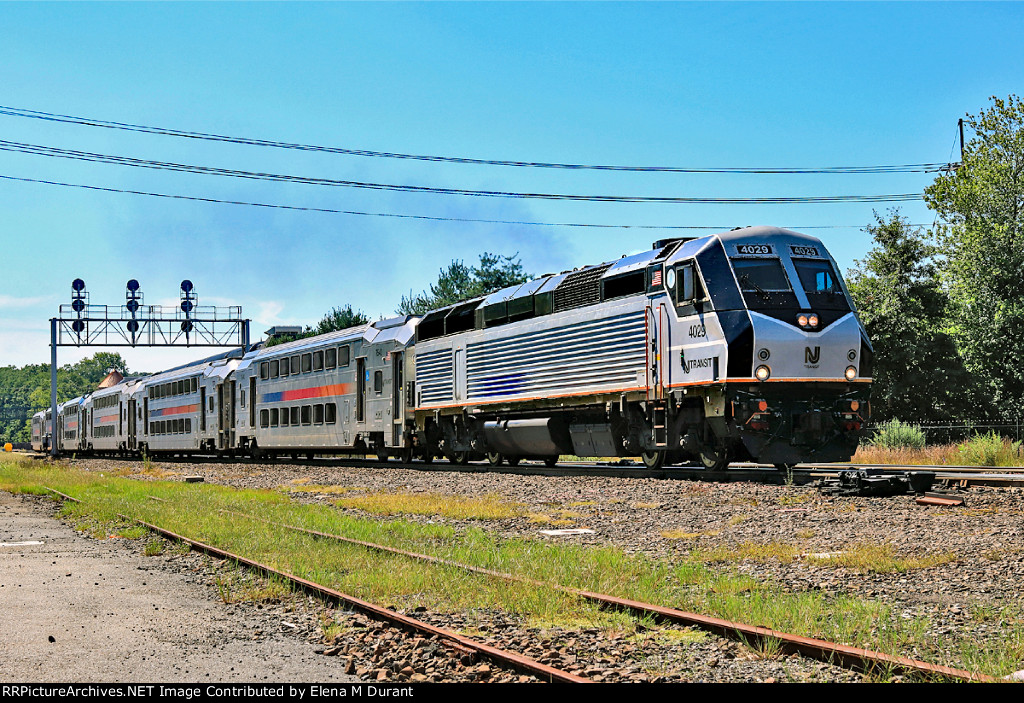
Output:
870 419 926 450
954 431 1022 467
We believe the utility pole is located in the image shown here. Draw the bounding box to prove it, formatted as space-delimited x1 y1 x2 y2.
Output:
958 118 965 167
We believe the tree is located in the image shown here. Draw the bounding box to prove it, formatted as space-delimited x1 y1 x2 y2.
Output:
846 211 987 422
264 304 369 347
924 95 1024 418
0 353 132 443
311 305 370 335
71 352 130 385
397 252 530 315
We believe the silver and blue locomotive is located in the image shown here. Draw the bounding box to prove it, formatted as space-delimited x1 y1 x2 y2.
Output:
410 226 871 469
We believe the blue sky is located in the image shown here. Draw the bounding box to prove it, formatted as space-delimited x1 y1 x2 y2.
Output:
0 2 1020 371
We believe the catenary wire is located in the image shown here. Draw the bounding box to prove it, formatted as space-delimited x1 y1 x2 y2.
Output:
0 105 953 175
0 139 925 204
0 172 933 231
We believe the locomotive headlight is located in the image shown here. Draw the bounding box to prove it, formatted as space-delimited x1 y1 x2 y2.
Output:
797 314 809 328
845 365 857 381
755 365 771 381
808 314 819 328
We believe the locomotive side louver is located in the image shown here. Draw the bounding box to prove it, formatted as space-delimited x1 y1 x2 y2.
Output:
552 263 613 313
416 348 455 405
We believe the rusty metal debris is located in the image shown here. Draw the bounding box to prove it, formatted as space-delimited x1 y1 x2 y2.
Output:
916 493 965 507
818 469 935 497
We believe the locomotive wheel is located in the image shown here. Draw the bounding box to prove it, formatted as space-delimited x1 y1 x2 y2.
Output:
700 445 729 471
543 456 559 467
641 450 666 469
422 452 434 464
401 446 414 463
505 456 521 466
376 449 389 463
449 451 470 465
487 452 504 466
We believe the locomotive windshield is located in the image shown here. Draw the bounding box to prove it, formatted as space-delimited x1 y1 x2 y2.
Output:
732 258 791 296
729 257 801 309
791 258 851 311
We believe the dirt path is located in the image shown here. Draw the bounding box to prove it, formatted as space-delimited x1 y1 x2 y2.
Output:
0 491 358 683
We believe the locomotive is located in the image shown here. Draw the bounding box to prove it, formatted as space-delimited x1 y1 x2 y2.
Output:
35 226 871 470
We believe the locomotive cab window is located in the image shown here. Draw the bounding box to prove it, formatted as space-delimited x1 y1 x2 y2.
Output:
670 261 709 315
732 258 791 292
793 258 851 311
730 256 799 310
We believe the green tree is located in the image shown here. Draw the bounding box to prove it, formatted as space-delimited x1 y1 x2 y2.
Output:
0 353 131 443
925 95 1024 418
70 352 130 385
846 211 987 422
265 304 369 347
311 305 370 335
397 252 530 315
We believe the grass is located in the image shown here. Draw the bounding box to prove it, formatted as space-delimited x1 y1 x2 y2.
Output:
691 540 959 574
334 491 524 520
0 456 1019 680
661 529 721 539
854 431 1024 467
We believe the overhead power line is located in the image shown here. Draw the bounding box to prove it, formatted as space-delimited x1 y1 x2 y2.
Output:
0 172 933 231
0 105 953 175
0 139 925 204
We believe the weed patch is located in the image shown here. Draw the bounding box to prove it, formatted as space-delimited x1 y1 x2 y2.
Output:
334 491 522 520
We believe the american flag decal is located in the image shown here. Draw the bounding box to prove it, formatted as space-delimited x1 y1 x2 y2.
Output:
652 268 662 287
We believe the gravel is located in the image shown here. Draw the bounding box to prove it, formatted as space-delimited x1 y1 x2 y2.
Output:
44 456 1024 682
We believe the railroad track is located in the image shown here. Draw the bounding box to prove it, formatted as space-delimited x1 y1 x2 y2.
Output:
42 486 588 684
41 450 1024 487
43 486 994 682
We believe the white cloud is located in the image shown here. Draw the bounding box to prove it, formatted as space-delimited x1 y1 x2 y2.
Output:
0 294 54 308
